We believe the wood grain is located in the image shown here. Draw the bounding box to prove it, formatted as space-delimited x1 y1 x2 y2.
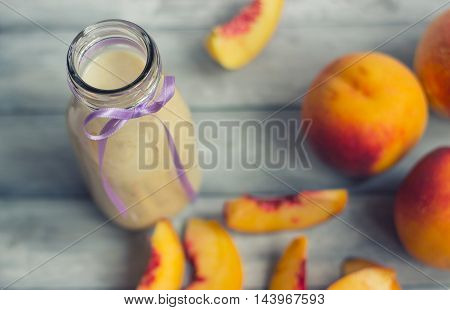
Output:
0 112 448 198
1 0 444 30
0 196 448 289
0 26 425 113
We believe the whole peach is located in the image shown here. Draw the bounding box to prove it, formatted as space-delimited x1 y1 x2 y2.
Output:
415 9 450 117
394 147 450 269
302 52 428 176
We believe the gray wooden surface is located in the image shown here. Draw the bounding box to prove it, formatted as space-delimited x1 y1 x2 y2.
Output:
0 0 449 289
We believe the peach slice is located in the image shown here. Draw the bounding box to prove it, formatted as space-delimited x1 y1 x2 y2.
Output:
185 218 243 290
224 189 348 233
328 267 401 290
341 258 381 276
269 236 307 290
137 220 185 290
205 0 284 70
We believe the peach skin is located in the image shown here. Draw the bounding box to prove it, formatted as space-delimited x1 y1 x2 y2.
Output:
328 267 401 290
269 236 307 290
185 218 243 289
205 0 284 70
137 220 185 290
224 189 348 233
415 9 450 117
394 147 450 269
341 258 381 276
302 52 428 177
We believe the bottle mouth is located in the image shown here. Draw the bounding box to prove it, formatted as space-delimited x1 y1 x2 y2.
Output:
67 19 161 108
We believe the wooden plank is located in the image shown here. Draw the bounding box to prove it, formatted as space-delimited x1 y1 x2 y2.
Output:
0 25 428 114
0 195 449 289
0 112 448 197
0 0 449 291
0 0 445 30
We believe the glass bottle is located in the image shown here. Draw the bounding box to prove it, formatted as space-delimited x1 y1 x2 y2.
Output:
66 20 201 230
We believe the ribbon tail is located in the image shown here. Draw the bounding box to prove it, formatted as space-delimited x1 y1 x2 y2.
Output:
162 122 197 202
98 119 128 215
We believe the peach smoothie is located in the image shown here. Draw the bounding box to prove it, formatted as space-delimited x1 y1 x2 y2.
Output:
67 21 201 230
81 49 146 90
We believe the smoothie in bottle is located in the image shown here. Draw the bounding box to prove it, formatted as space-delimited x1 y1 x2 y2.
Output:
66 20 201 229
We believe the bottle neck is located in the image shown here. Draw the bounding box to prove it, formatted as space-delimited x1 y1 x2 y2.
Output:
67 20 162 110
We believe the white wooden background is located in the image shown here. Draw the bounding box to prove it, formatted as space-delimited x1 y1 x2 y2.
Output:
0 0 450 289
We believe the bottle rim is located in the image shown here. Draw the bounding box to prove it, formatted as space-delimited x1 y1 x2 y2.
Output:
67 19 161 109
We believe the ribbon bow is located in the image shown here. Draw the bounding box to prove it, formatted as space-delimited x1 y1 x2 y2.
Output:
82 76 196 214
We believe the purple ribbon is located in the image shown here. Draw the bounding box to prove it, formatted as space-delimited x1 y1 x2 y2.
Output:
82 76 196 215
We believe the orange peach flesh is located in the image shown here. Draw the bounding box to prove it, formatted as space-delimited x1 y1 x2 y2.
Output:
328 267 401 290
137 220 185 290
394 147 450 269
341 258 381 276
224 189 348 233
269 236 307 290
185 218 243 290
415 9 450 117
302 52 428 176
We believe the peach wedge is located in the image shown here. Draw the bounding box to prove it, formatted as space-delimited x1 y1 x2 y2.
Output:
224 189 348 233
205 0 284 70
269 236 307 290
185 218 243 290
137 220 185 290
328 267 401 290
